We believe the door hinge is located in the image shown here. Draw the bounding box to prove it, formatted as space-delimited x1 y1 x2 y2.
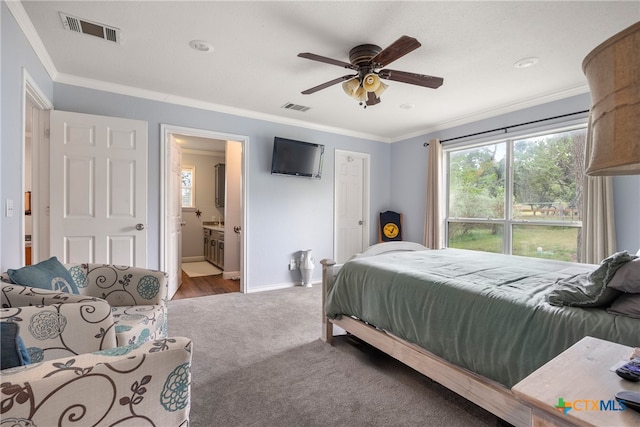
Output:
44 129 50 138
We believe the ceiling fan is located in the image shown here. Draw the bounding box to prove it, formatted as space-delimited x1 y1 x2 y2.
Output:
298 35 444 107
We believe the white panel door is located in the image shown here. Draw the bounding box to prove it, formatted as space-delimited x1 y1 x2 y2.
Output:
168 135 183 298
50 111 148 266
335 150 370 264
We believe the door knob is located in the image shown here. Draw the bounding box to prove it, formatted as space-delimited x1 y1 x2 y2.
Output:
180 221 187 226
234 226 241 234
135 223 145 231
358 220 363 225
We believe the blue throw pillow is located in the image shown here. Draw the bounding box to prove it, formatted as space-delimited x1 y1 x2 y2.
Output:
1 322 30 370
7 256 79 294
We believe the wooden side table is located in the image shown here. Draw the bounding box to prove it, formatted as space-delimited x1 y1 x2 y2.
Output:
513 336 640 426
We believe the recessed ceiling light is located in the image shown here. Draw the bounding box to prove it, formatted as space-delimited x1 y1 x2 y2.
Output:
514 57 539 68
400 103 415 110
189 40 214 53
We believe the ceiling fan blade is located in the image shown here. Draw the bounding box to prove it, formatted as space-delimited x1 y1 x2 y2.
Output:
370 36 422 68
378 69 444 89
301 75 356 94
298 52 357 70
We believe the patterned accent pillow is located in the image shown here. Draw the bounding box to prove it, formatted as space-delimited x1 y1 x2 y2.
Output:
7 257 80 294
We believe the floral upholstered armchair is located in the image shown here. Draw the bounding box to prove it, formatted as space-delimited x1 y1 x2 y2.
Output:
2 259 168 347
1 258 191 426
1 336 193 426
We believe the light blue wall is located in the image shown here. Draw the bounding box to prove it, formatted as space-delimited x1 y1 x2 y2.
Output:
391 93 640 254
1 2 54 272
612 176 640 254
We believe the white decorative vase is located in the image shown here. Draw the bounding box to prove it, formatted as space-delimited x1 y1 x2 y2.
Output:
299 249 315 287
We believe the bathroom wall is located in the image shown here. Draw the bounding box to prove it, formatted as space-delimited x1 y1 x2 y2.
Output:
181 150 225 260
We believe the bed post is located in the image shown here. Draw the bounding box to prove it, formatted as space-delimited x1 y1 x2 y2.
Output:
320 258 335 344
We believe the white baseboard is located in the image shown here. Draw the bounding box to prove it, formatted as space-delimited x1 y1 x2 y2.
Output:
223 270 240 280
182 256 205 263
246 280 320 293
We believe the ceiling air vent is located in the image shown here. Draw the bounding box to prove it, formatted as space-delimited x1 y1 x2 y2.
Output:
281 102 310 112
59 12 121 44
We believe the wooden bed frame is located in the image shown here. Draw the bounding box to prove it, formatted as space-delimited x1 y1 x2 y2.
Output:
320 242 533 427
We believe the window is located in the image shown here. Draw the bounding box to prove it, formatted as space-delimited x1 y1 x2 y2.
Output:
445 126 586 262
181 166 195 208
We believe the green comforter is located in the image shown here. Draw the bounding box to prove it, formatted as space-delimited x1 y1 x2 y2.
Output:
326 248 639 388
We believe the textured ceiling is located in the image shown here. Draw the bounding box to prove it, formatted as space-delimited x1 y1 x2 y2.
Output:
15 1 640 142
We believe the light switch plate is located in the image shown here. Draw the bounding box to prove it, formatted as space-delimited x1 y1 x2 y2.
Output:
6 199 14 217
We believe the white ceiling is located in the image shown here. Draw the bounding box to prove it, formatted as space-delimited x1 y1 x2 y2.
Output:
14 1 640 142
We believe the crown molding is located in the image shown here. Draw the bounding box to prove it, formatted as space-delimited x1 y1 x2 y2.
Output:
53 72 392 143
6 0 58 81
391 84 590 143
55 70 589 146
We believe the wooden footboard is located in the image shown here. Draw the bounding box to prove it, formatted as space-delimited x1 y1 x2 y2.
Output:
320 258 336 345
320 252 533 427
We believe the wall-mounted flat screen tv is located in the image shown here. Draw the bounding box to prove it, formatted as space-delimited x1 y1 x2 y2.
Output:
271 137 324 179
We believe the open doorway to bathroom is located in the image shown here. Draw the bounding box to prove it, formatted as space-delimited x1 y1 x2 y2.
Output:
173 135 238 299
160 125 247 300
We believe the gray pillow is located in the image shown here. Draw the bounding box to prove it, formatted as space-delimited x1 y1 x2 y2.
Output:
607 258 640 293
607 293 640 319
546 251 636 307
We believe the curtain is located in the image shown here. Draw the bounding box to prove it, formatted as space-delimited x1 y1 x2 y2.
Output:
424 138 443 249
581 114 616 263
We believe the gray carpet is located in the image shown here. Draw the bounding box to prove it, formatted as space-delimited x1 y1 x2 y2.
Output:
168 285 498 426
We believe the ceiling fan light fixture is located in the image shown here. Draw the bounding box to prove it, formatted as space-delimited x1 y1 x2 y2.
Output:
362 73 381 92
342 78 360 96
353 86 367 102
299 35 443 108
374 81 388 98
